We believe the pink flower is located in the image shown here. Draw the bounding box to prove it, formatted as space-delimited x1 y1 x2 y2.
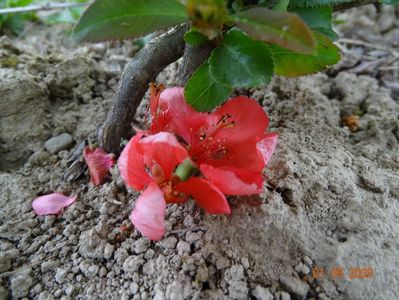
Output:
118 132 230 240
150 87 278 195
32 193 77 215
83 147 115 186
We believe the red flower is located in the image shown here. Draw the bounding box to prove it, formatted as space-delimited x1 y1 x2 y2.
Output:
83 147 115 186
151 88 278 195
118 132 230 240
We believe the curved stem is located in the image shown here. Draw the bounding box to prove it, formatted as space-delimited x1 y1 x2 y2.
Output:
98 25 187 154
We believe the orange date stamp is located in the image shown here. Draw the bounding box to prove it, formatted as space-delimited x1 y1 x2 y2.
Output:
311 266 374 280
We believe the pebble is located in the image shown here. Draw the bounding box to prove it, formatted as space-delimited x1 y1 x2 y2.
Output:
159 236 177 249
303 256 312 266
37 291 55 300
228 280 248 299
165 281 184 300
115 248 129 266
10 274 33 298
54 289 62 298
55 268 68 284
133 239 150 254
251 285 273 300
123 255 145 273
176 240 191 255
280 276 309 299
44 133 74 154
229 265 245 282
142 259 155 275
295 262 310 275
216 256 230 270
103 243 114 259
275 291 291 300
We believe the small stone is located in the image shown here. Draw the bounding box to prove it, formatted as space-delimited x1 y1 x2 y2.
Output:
318 293 331 300
54 289 62 298
99 267 107 277
133 239 150 254
251 285 273 300
95 221 109 238
185 231 201 243
303 256 312 266
103 243 114 259
176 241 191 255
86 265 99 277
37 291 54 300
216 256 230 270
275 291 291 300
280 276 309 299
142 259 155 275
295 262 310 275
130 282 139 294
41 259 58 273
64 285 75 296
240 257 250 269
144 249 155 260
115 248 129 266
228 280 248 299
166 281 184 300
55 268 68 284
44 133 74 154
123 255 145 273
0 254 11 272
10 274 33 298
159 236 177 249
229 265 245 281
153 289 165 300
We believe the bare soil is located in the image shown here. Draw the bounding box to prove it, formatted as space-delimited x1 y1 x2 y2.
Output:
0 5 398 300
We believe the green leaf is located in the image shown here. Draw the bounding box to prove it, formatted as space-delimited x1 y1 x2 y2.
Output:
209 28 274 88
231 7 316 54
185 62 233 112
74 0 188 42
273 0 289 11
270 33 340 77
290 6 337 40
184 28 209 45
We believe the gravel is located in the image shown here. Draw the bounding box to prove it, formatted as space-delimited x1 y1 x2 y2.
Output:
44 133 74 154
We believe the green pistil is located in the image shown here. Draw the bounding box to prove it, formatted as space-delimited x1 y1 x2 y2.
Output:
175 158 198 182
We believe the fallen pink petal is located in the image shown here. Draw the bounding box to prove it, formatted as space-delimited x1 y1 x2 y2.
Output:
32 193 77 216
83 147 115 186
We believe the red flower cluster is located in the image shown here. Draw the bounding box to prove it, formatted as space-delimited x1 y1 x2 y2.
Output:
118 85 278 240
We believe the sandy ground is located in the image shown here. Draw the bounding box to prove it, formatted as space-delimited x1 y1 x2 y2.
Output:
1 5 399 300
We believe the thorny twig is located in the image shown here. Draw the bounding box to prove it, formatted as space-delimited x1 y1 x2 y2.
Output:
0 2 91 15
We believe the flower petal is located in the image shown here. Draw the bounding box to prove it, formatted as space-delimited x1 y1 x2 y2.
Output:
158 87 208 143
118 133 153 191
211 96 269 144
200 164 263 195
175 177 230 214
130 183 166 241
257 132 278 166
32 193 77 215
83 147 115 186
136 132 189 179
